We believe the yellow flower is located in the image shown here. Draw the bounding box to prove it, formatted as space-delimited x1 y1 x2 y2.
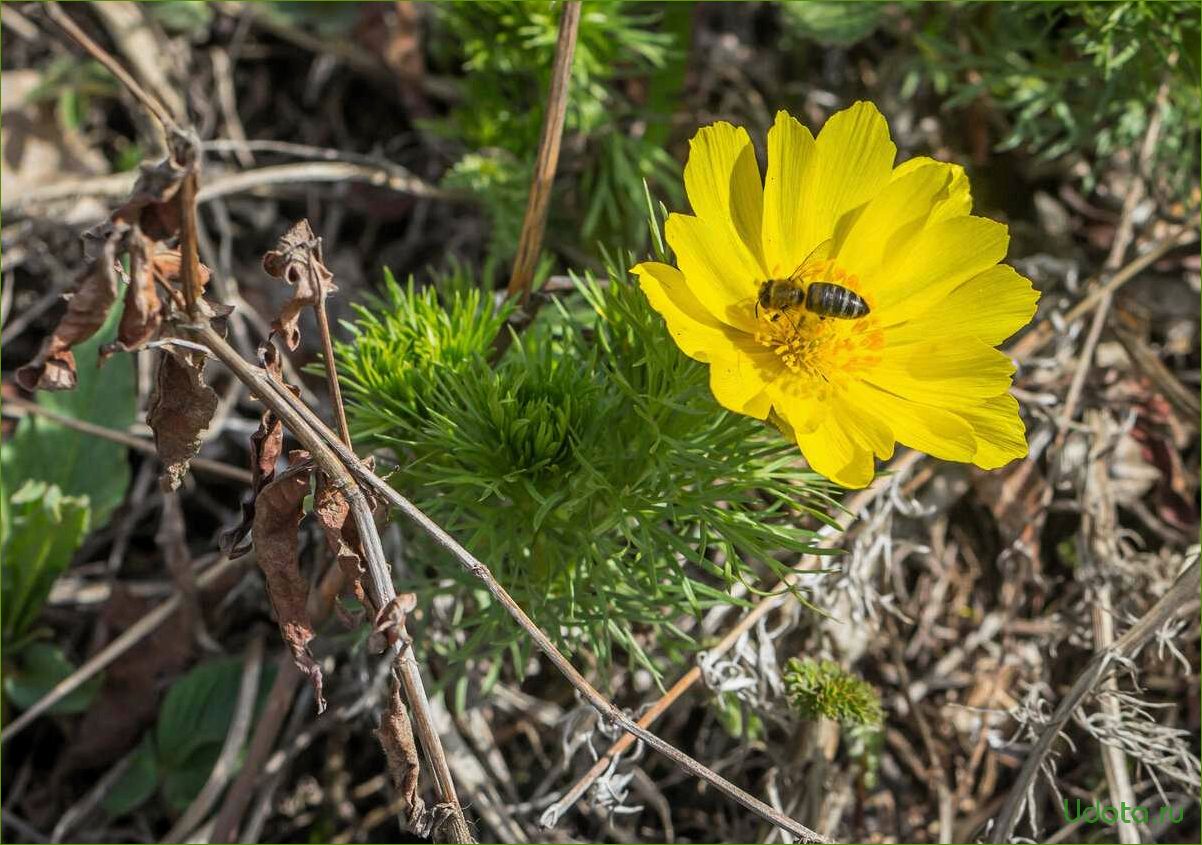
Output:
632 103 1039 488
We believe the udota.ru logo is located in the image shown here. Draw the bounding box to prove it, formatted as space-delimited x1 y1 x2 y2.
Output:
1063 798 1185 825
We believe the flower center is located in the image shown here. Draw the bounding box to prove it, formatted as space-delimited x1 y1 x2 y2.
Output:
754 261 884 386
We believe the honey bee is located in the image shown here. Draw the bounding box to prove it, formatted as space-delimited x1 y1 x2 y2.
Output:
754 241 869 323
755 277 869 322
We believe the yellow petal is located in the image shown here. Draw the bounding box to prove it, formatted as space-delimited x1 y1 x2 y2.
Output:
959 392 1029 469
683 122 768 277
632 260 731 358
865 335 1017 406
794 416 877 488
843 380 977 462
762 111 817 275
665 213 759 332
836 162 956 283
767 376 826 437
830 387 895 460
794 102 896 263
708 352 775 419
905 264 1040 346
892 156 972 221
870 216 1009 320
633 261 776 418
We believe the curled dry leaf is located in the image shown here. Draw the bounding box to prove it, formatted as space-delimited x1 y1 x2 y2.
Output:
100 244 215 362
313 476 369 613
222 342 296 557
15 235 119 391
371 593 417 654
253 449 327 713
375 674 430 837
147 348 219 492
111 153 188 241
107 230 161 357
262 219 336 351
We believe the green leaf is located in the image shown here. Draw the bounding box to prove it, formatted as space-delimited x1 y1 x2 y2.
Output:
0 481 91 644
782 1 884 47
155 658 246 769
1 295 134 530
102 736 158 817
162 743 223 812
145 1 213 37
3 641 103 714
155 657 277 770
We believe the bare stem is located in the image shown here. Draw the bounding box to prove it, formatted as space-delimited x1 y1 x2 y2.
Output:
312 277 352 447
505 0 581 302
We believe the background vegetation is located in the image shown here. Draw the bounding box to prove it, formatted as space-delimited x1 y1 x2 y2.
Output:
1 2 1198 843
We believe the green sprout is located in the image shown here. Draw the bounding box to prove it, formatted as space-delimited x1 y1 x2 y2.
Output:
783 657 883 727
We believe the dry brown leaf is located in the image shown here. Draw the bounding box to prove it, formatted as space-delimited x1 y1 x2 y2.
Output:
111 154 188 241
313 476 369 612
375 674 430 837
15 236 119 391
253 450 326 713
112 230 162 353
370 592 417 654
262 219 336 350
221 342 296 557
147 348 218 491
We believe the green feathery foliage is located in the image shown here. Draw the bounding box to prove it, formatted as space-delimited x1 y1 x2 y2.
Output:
901 1 1200 195
335 256 840 686
783 657 883 727
782 1 1199 198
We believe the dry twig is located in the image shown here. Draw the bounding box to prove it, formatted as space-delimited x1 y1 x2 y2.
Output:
506 1 582 302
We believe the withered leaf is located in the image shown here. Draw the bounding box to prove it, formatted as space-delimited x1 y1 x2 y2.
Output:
147 348 219 491
111 154 188 241
375 674 430 837
370 593 417 654
101 246 217 362
221 342 298 557
111 230 162 354
252 450 326 713
313 476 369 613
15 236 119 392
262 219 336 351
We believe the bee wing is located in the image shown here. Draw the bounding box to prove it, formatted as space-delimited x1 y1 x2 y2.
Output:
788 237 835 280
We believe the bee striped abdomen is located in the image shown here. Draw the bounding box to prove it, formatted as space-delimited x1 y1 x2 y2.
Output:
805 283 869 319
